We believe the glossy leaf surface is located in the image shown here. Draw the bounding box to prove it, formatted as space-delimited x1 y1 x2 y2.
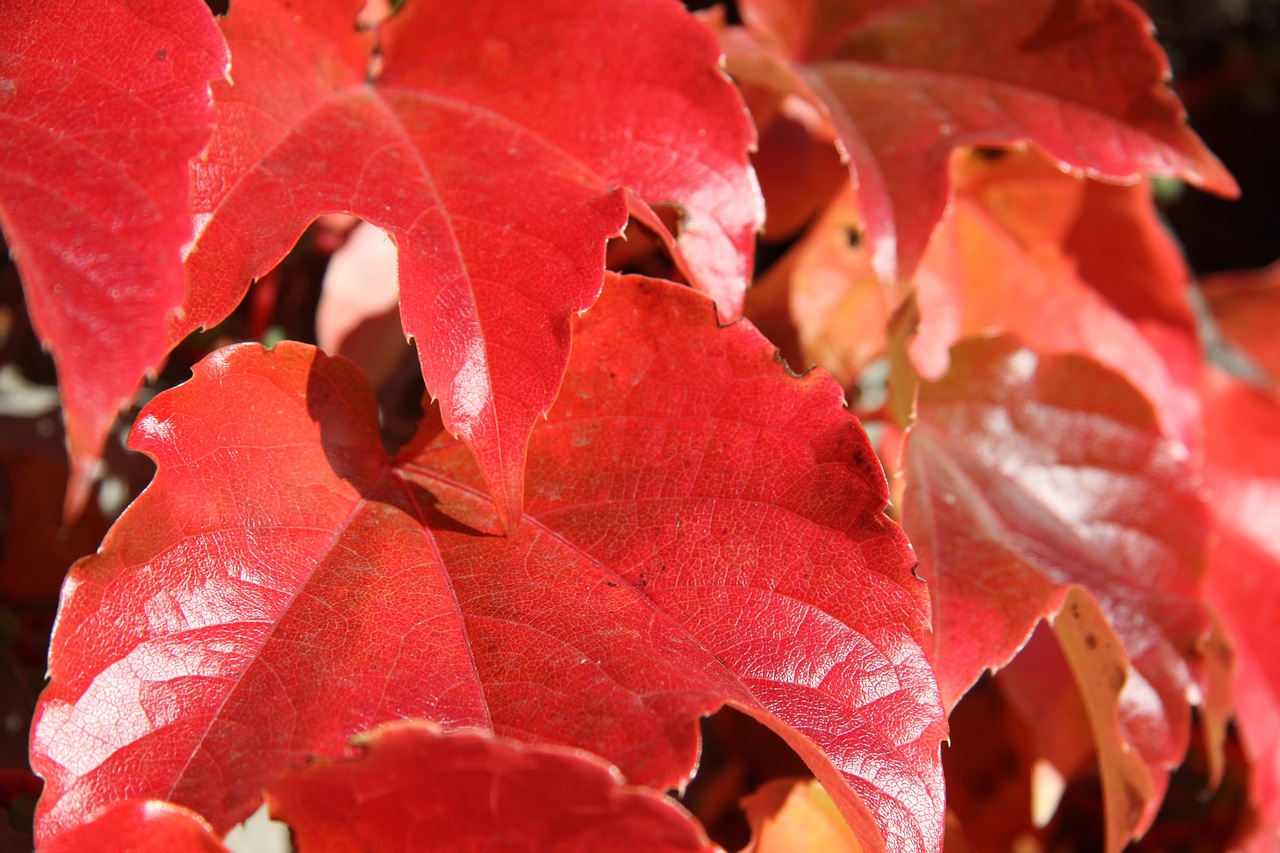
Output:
180 0 761 529
32 276 944 853
0 0 226 514
267 721 716 852
1202 371 1280 850
899 338 1217 848
723 0 1236 284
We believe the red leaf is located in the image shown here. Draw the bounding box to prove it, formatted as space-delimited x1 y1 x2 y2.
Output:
178 0 762 530
266 721 716 852
899 338 1218 849
1202 370 1280 850
912 148 1201 446
32 276 945 853
42 800 227 853
723 0 1236 284
0 0 227 516
1202 261 1280 385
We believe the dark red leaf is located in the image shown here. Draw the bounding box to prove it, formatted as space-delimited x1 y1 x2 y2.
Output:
0 0 227 515
42 799 227 853
722 0 1236 284
1202 370 1280 850
939 676 1036 851
178 0 762 529
0 446 110 603
899 338 1219 850
266 721 716 852
32 276 944 853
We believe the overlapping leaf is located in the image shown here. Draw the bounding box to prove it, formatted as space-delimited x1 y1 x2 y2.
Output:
745 147 1201 446
741 778 863 853
898 338 1219 850
718 0 1236 285
1202 261 1280 384
1202 370 1280 850
267 721 716 852
42 800 227 853
32 276 945 853
911 149 1202 446
744 184 886 391
0 0 227 515
180 0 762 529
316 220 406 388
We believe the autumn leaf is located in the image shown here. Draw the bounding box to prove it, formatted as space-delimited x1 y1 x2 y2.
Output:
744 184 887 392
745 147 1201 446
911 148 1202 446
1202 370 1280 851
178 0 762 530
31 275 945 853
741 778 864 853
1202 261 1280 385
719 0 1236 285
898 338 1220 851
315 220 407 389
0 0 227 516
265 721 717 852
41 800 227 853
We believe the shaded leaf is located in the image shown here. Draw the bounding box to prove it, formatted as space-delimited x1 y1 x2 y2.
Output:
316 220 407 389
179 0 762 528
42 799 227 853
32 275 945 853
0 446 110 603
996 625 1096 790
1202 260 1280 385
939 676 1037 851
267 721 717 852
741 778 863 853
1202 370 1280 851
744 185 887 390
745 147 1200 446
0 0 227 515
899 337 1219 849
1052 588 1159 853
722 0 1236 284
911 148 1201 446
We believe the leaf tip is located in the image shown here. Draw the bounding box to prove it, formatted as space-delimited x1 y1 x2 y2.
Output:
62 448 100 527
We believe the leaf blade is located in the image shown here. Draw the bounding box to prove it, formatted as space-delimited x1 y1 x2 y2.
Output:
267 721 719 852
180 0 761 527
0 0 227 514
33 276 945 853
727 0 1235 283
